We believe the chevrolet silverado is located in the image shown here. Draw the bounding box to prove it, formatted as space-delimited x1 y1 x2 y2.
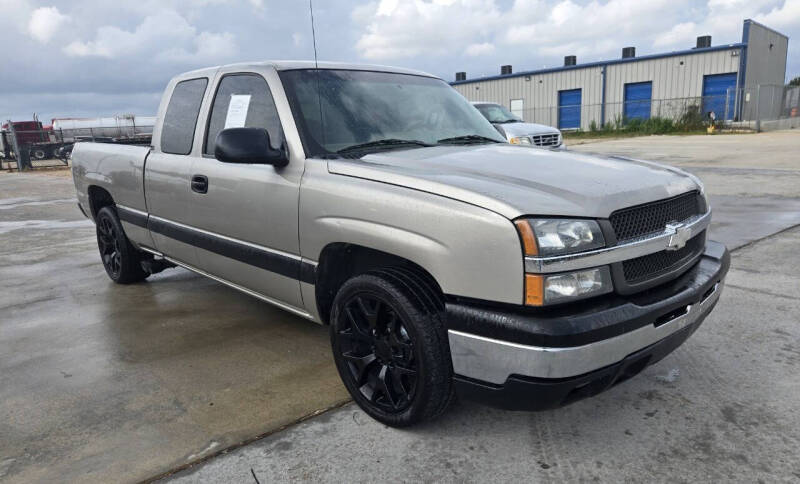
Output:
72 61 729 427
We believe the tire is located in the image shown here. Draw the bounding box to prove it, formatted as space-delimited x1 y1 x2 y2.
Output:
330 270 453 427
95 206 149 284
32 148 47 160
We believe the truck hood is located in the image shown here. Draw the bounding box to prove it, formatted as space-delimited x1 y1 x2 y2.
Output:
327 144 700 219
497 121 560 137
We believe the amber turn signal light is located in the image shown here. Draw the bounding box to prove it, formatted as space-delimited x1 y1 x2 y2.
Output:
514 220 538 256
525 274 544 306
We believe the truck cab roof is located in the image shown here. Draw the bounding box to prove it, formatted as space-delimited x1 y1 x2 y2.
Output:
175 61 438 82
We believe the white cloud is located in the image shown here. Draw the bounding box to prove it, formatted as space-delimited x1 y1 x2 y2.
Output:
354 0 501 59
464 42 495 56
28 6 69 43
755 0 800 31
351 0 800 78
653 22 698 48
63 9 236 63
159 31 237 62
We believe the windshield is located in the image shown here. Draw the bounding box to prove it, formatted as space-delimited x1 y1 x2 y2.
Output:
279 69 505 156
475 104 521 123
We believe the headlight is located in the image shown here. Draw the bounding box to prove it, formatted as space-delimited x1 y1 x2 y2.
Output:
515 218 611 306
515 219 605 256
509 136 531 145
525 267 613 305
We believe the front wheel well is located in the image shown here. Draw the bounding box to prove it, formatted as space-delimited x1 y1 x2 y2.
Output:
314 243 444 325
87 185 114 220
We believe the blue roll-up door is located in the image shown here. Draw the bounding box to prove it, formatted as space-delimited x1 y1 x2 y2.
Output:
702 73 737 120
624 81 652 120
558 89 581 129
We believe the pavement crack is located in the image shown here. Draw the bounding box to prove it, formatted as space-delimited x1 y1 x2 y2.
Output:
730 222 800 254
725 283 799 301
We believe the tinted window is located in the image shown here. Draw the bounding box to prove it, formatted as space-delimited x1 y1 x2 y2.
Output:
161 78 208 155
205 74 283 154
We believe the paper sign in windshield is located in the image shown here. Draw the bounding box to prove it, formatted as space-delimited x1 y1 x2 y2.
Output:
224 95 251 128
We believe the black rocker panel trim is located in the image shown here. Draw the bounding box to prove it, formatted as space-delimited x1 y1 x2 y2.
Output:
116 206 148 228
118 207 315 285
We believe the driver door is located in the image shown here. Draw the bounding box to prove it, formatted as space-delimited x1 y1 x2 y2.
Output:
185 70 304 309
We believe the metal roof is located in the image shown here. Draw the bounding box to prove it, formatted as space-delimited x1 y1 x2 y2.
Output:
450 43 746 86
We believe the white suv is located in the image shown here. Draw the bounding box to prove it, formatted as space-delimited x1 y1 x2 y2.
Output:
472 102 564 149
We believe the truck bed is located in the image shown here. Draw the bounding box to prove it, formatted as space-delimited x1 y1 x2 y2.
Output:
72 142 151 219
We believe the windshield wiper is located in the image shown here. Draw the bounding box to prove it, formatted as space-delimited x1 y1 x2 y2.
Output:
437 134 503 145
495 119 519 124
337 138 434 155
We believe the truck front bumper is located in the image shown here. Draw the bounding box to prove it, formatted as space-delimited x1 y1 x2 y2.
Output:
446 240 729 410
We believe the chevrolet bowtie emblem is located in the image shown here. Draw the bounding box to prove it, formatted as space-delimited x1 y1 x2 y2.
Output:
665 222 690 251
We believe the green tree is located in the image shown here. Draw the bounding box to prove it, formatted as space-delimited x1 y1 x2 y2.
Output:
789 76 800 87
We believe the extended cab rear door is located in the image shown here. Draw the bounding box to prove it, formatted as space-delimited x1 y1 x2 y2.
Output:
144 76 212 267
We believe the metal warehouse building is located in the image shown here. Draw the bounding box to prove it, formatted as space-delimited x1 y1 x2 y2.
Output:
452 19 789 130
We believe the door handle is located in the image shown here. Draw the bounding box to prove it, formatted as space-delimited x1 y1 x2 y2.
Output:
191 175 208 194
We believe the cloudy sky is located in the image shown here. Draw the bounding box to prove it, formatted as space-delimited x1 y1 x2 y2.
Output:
2 0 798 122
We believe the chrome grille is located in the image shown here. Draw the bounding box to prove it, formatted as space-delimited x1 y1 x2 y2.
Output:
531 133 560 147
622 233 704 283
610 191 701 241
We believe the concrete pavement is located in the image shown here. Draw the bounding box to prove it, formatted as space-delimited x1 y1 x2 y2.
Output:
1 130 798 483
0 172 349 483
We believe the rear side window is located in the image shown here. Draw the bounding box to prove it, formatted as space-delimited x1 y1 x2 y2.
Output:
161 78 208 155
204 74 283 155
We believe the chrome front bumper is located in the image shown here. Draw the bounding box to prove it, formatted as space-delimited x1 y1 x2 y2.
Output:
447 241 729 387
449 281 722 384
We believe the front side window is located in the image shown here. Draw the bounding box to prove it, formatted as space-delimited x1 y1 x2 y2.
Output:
280 69 504 156
205 74 283 154
161 78 208 155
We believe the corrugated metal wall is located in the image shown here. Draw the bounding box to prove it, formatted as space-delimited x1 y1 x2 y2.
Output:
452 66 603 130
741 20 790 121
453 48 741 129
604 48 741 123
743 21 789 89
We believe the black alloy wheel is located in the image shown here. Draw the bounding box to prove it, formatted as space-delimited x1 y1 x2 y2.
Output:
330 271 453 427
337 293 418 412
97 214 122 279
95 206 149 284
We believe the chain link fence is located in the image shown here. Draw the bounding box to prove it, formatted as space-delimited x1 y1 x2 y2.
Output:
513 84 800 134
1 123 153 171
728 84 800 131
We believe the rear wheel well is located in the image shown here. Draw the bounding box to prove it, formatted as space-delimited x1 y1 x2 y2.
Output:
87 185 114 220
315 243 444 325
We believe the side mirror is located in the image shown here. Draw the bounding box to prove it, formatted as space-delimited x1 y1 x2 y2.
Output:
214 127 288 167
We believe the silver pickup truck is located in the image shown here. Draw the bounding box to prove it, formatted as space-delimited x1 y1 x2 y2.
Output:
72 61 729 427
